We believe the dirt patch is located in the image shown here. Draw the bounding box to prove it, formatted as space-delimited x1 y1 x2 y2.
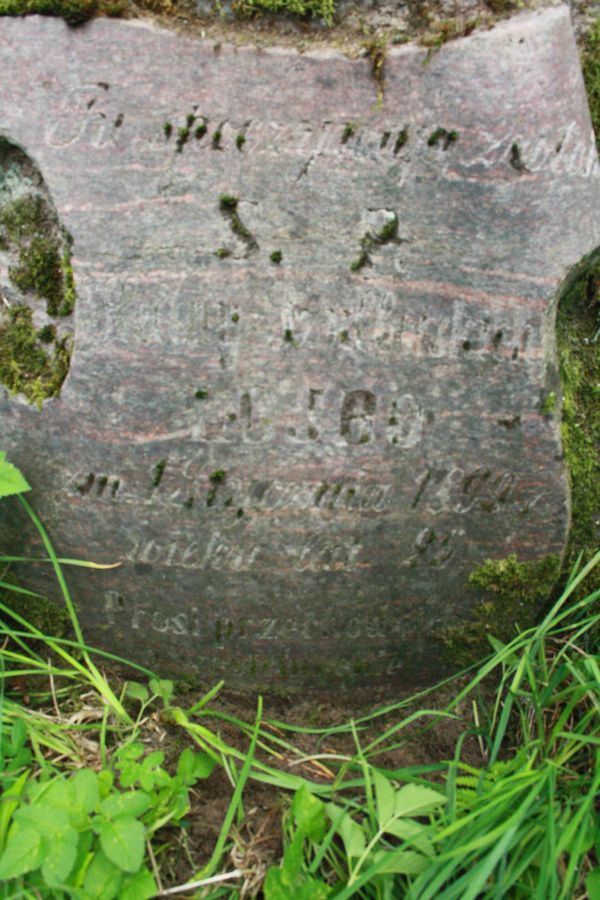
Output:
149 678 486 893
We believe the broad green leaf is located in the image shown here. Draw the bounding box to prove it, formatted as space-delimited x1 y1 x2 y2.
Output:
100 791 151 821
72 768 100 814
157 786 189 824
192 751 217 780
0 826 43 878
394 783 445 818
40 779 75 815
98 769 114 797
383 818 434 856
292 786 326 842
119 765 140 789
281 830 304 883
326 803 366 858
120 866 158 900
373 771 396 828
116 742 145 762
176 747 196 782
15 802 71 836
587 869 600 900
176 746 215 783
264 867 293 899
149 678 174 704
371 848 429 875
0 454 30 499
99 817 145 873
125 682 150 703
264 866 330 899
83 849 123 899
144 750 165 768
41 828 78 886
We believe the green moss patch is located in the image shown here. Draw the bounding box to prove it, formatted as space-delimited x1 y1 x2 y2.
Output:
0 194 76 317
440 555 560 666
217 193 258 253
0 187 76 404
441 258 599 667
556 261 600 588
0 579 71 638
583 20 600 145
232 0 334 26
0 0 101 25
0 305 71 406
350 213 399 272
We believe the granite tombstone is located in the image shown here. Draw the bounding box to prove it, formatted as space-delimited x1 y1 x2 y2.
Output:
0 7 598 689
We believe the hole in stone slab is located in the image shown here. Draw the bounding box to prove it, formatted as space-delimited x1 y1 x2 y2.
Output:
0 137 76 406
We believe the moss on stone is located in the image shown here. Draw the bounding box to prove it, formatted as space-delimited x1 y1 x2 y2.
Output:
1 195 49 243
0 189 76 404
59 250 76 316
541 391 556 416
341 122 355 145
440 554 561 667
218 194 258 252
0 0 99 25
0 581 71 638
219 194 238 212
232 0 334 26
0 305 71 407
556 261 600 586
10 236 64 315
376 215 398 243
0 194 76 318
393 127 409 154
420 16 481 50
583 19 600 146
427 127 458 149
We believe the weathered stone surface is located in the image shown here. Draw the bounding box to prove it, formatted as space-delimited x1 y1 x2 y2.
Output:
0 7 598 689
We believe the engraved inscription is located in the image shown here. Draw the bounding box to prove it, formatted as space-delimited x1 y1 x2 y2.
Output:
412 467 516 515
121 530 364 572
0 10 583 689
340 390 376 445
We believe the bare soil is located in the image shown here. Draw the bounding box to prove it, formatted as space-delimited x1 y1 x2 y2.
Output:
146 679 487 895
